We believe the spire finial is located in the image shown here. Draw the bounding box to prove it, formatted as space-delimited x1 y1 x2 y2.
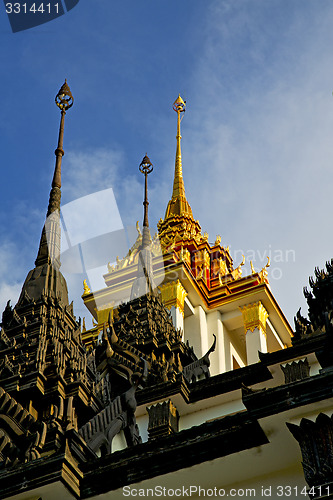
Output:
172 95 186 200
35 80 73 269
47 80 74 213
139 153 153 248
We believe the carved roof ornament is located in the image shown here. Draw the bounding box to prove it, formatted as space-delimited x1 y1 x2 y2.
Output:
294 258 333 343
82 279 91 296
287 413 333 488
183 334 216 383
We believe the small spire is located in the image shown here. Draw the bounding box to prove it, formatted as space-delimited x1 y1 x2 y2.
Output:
47 79 74 215
162 95 193 221
130 155 156 300
139 153 153 248
35 80 73 269
172 95 186 200
16 81 73 307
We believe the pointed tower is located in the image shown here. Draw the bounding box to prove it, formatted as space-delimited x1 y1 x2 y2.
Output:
157 95 202 245
16 80 74 307
0 83 102 475
130 154 156 299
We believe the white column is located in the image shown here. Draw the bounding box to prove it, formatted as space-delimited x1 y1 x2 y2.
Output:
207 310 227 376
184 305 208 358
169 306 184 333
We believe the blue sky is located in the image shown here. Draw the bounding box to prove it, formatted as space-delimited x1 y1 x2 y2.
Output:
1 0 333 327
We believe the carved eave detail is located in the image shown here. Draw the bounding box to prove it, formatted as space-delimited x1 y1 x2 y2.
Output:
239 301 269 335
158 280 187 317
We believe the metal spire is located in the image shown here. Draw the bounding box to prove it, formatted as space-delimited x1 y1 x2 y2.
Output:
35 80 73 269
130 154 156 299
17 81 73 307
139 153 153 249
47 79 74 216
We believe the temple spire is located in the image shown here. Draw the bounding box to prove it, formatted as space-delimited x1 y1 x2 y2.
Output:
130 154 156 299
163 95 193 220
172 95 186 200
158 96 202 248
139 153 153 249
35 80 73 269
16 81 73 307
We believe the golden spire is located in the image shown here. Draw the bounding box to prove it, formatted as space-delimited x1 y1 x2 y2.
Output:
164 95 193 219
173 95 186 200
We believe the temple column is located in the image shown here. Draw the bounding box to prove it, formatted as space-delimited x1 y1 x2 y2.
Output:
240 301 268 364
207 310 226 376
159 280 187 335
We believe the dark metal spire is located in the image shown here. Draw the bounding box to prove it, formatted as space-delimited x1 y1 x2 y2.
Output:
35 80 73 269
47 79 74 217
139 154 153 249
130 155 156 300
17 81 74 307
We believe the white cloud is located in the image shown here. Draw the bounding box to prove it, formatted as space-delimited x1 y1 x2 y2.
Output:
0 241 26 316
62 148 124 203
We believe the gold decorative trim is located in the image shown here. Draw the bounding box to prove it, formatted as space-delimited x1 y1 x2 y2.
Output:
158 280 187 317
239 301 268 335
82 279 91 296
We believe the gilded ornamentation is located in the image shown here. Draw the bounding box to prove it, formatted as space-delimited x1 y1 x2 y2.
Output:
136 220 142 236
82 279 91 296
179 246 191 267
214 235 221 246
213 258 227 278
220 255 245 285
204 251 210 268
258 256 270 283
158 280 187 317
107 262 115 273
249 257 270 283
239 301 268 335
